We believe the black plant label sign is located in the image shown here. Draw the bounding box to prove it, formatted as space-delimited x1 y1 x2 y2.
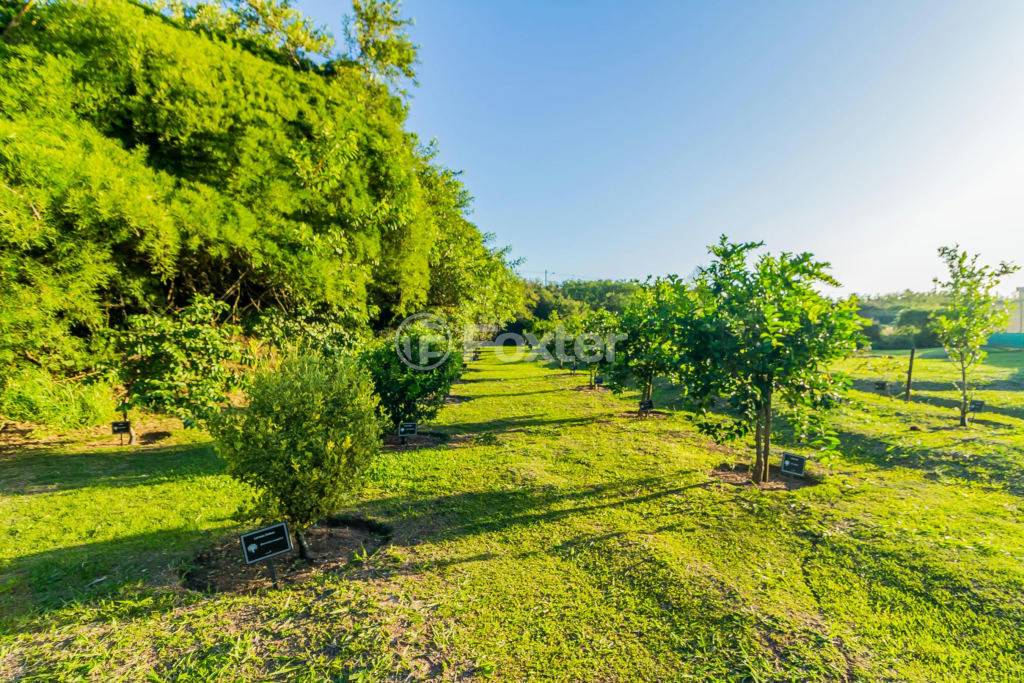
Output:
240 522 292 565
780 452 807 477
969 400 985 413
398 422 418 437
111 421 131 435
639 400 654 412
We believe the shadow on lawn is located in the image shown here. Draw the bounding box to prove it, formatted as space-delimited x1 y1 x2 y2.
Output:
439 413 609 436
0 523 231 631
822 427 1024 495
357 472 710 547
0 442 224 497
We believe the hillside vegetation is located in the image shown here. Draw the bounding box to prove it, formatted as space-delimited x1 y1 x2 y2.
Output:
0 0 519 422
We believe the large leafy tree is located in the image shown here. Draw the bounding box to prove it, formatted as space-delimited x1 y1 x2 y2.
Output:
931 246 1018 427
676 238 863 484
0 0 519 401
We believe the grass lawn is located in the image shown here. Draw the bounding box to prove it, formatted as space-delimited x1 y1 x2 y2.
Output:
2 348 1023 681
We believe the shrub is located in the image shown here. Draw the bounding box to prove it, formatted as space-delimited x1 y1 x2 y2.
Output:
360 331 462 431
0 368 115 430
209 354 383 559
118 296 241 427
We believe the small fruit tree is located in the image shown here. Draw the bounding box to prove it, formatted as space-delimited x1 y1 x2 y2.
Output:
360 328 462 430
676 238 863 484
576 308 619 388
210 354 383 560
931 246 1018 427
607 277 683 404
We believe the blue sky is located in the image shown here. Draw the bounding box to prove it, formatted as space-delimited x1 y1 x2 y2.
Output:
296 0 1024 295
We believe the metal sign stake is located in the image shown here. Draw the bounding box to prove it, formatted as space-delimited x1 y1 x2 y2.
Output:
267 557 279 589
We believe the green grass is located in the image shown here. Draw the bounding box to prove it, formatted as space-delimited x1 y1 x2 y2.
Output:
2 349 1024 681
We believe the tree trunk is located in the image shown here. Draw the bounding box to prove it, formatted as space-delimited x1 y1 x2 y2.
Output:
959 355 968 427
753 407 765 484
763 396 773 483
2 0 35 40
904 347 915 402
128 425 137 446
296 530 313 561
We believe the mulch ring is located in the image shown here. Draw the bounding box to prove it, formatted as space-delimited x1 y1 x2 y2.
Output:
571 385 608 392
382 431 448 451
615 410 670 420
709 462 821 491
444 394 473 405
183 516 392 594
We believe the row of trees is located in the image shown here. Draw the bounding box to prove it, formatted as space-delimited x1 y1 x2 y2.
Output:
560 239 1014 482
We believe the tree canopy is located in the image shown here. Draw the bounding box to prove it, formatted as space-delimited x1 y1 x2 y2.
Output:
0 0 520 387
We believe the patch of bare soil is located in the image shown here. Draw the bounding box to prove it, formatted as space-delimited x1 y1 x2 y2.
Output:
571 385 608 392
615 410 670 420
382 431 448 451
0 416 184 454
710 462 821 491
183 516 392 594
444 394 473 405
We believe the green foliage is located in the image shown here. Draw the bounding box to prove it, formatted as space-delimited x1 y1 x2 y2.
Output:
118 296 241 427
607 277 682 402
931 245 1018 426
153 0 336 67
855 290 949 325
0 0 518 411
0 368 115 430
250 304 362 358
559 279 637 316
675 237 864 482
360 330 462 430
209 353 383 552
344 0 418 87
575 308 619 388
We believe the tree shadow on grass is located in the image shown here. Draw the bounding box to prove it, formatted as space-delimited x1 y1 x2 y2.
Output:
821 427 1024 495
0 524 232 632
907 393 1024 422
1 472 707 629
436 414 610 436
0 442 224 497
354 472 709 547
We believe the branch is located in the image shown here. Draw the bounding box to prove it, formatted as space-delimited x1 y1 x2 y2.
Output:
2 0 36 41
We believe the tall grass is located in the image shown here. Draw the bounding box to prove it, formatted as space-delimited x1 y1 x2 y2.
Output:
0 369 116 430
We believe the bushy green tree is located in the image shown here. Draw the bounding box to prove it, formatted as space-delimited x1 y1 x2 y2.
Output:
210 353 382 559
360 329 462 430
118 296 241 427
931 246 1018 427
676 238 864 484
607 277 683 404
576 308 619 389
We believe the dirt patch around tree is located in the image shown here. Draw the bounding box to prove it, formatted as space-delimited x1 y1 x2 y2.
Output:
382 431 448 451
183 516 392 594
709 462 822 491
615 410 670 420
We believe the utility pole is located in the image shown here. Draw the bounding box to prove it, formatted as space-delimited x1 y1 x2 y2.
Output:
544 270 547 287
